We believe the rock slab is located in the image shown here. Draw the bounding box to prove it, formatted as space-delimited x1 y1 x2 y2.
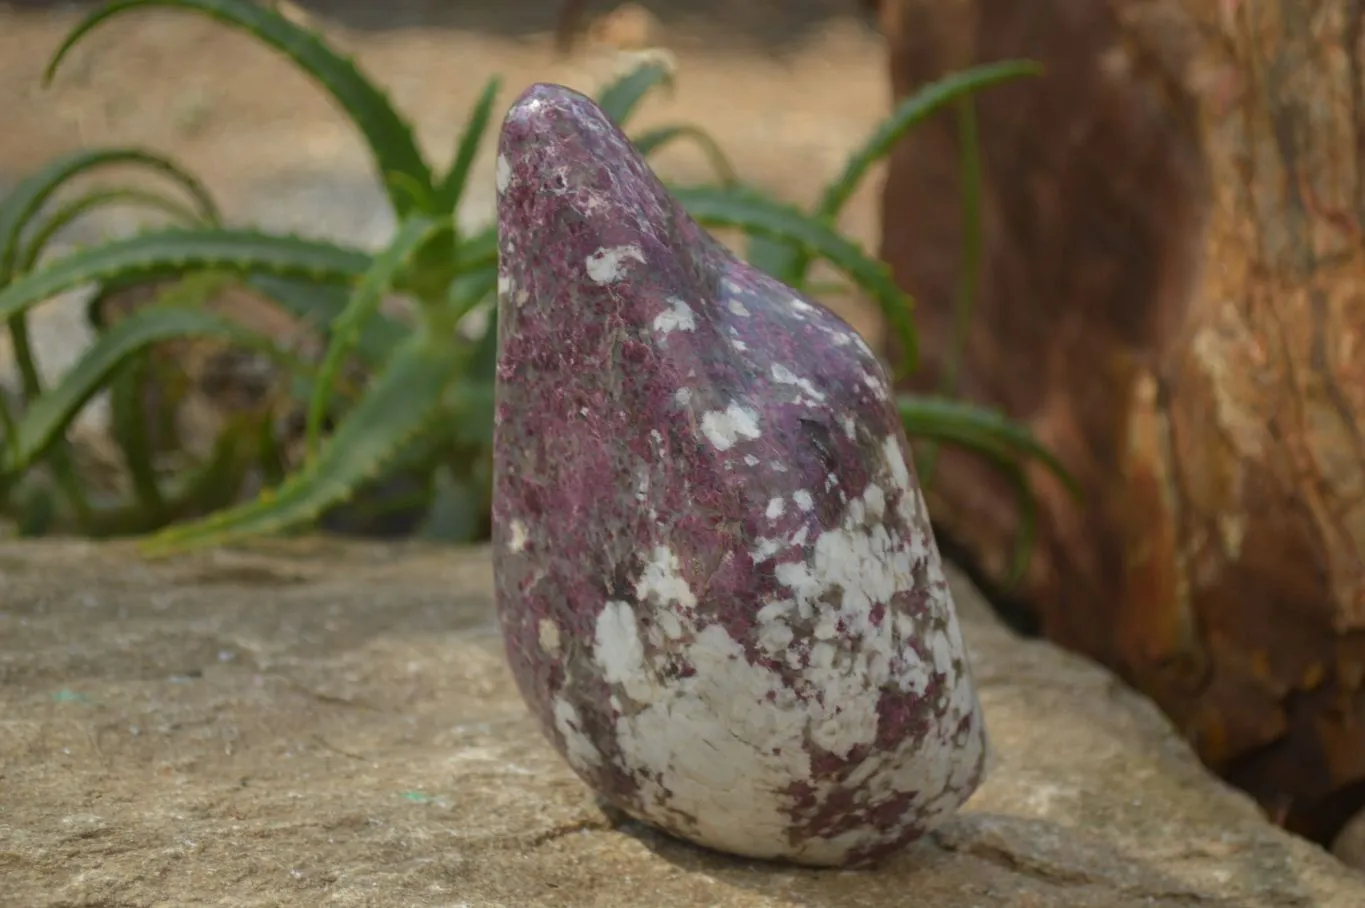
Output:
1 539 1362 905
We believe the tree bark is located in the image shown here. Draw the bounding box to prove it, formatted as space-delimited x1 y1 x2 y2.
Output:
875 0 1365 843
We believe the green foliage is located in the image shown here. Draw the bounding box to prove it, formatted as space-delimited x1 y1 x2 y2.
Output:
0 0 1069 579
46 0 435 218
916 95 986 489
898 395 1076 584
596 56 674 127
302 215 446 460
743 60 1041 291
143 326 463 554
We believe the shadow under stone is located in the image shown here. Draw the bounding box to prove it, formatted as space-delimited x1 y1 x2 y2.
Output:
612 810 1325 907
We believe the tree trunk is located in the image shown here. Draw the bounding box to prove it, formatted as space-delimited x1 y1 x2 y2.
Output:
874 0 1365 844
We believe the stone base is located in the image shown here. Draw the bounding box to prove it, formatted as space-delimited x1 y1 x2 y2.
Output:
1 538 1361 906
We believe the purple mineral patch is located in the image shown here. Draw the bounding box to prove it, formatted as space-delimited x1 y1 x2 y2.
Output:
490 82 987 868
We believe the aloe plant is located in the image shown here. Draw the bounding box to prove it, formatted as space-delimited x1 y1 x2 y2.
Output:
0 0 734 545
0 0 1069 577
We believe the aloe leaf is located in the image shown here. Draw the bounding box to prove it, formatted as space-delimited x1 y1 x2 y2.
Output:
742 233 808 289
417 467 485 543
87 272 331 403
596 56 673 128
447 377 496 449
435 229 499 324
248 273 406 365
109 353 165 519
0 386 18 463
168 418 253 522
630 124 738 186
435 76 501 213
140 327 462 555
801 280 853 298
672 184 919 377
0 154 224 519
896 394 1077 496
0 149 220 521
306 215 442 460
898 394 1062 588
456 225 498 273
818 60 1040 223
3 304 288 475
964 454 1037 589
446 267 498 323
1001 459 1040 587
763 59 1042 288
82 416 255 537
920 98 985 488
0 227 370 326
442 293 499 449
20 187 210 273
398 220 458 308
246 273 348 321
466 305 498 384
84 270 235 335
0 146 219 280
944 97 983 397
256 402 287 489
13 485 59 537
45 0 435 217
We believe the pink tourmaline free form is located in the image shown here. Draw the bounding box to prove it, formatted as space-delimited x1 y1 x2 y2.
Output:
491 82 987 868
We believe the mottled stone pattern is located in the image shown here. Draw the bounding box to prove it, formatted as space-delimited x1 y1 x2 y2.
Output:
491 83 986 868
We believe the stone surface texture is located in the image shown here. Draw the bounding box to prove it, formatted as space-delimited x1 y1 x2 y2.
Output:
1 539 1363 906
492 83 984 867
869 0 1365 846
1335 806 1365 870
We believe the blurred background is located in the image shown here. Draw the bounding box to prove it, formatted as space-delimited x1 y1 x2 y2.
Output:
1 0 891 401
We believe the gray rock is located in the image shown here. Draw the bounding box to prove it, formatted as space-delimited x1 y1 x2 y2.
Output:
0 538 1360 906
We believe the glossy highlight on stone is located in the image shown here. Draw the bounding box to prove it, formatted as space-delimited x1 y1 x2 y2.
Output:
490 82 987 868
